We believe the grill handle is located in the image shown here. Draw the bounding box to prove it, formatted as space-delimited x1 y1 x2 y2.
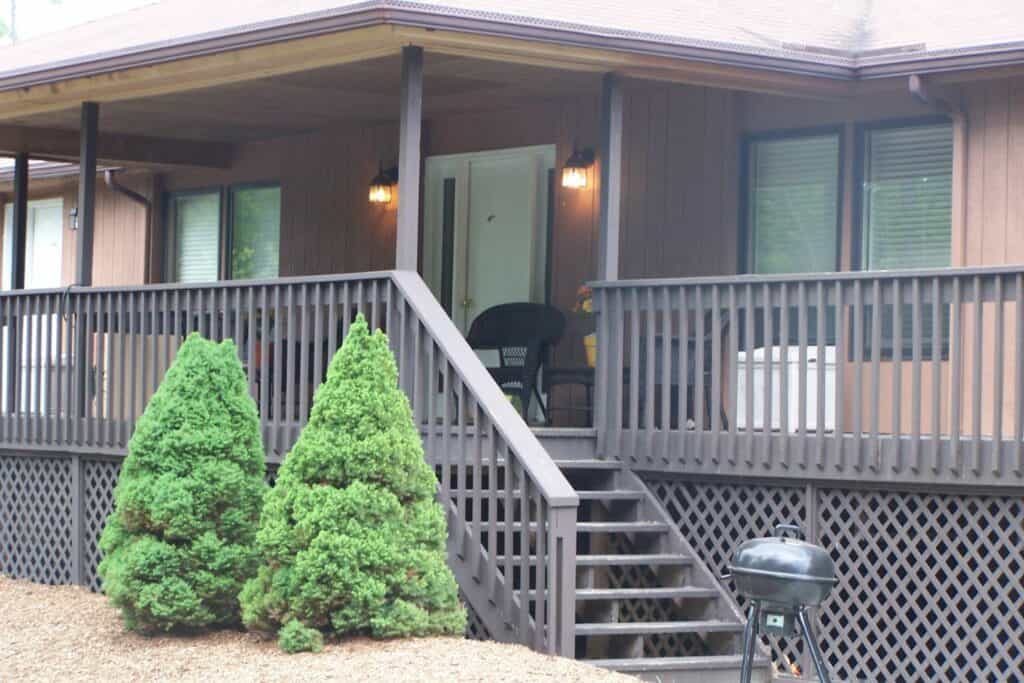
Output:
773 523 804 539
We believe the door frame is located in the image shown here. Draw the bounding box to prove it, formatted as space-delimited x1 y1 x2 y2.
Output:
422 144 556 332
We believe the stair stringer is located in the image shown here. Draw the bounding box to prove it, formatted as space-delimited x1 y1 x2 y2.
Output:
442 501 540 647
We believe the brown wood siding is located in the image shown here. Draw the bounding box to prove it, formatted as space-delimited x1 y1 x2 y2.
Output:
0 172 151 287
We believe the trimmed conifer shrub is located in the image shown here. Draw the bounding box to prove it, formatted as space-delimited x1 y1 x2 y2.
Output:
239 314 465 650
99 333 266 632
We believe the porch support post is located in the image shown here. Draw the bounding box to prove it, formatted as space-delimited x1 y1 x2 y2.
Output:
395 45 423 272
5 152 28 414
597 73 623 281
74 102 98 422
76 102 98 287
10 152 29 290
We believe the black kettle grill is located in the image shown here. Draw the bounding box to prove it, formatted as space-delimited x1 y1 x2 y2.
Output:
726 523 837 683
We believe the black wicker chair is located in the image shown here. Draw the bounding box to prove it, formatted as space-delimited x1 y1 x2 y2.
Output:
466 303 566 421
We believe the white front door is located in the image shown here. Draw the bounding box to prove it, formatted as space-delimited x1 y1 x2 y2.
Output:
423 145 555 334
2 199 64 412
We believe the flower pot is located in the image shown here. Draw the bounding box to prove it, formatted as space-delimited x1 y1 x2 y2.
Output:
583 333 597 368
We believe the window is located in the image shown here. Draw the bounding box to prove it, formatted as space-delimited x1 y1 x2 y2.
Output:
858 121 953 358
230 185 281 280
860 123 952 270
745 132 841 274
169 191 221 282
167 184 280 282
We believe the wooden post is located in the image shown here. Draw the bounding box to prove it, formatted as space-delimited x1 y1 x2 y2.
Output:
395 46 423 272
10 152 28 289
76 102 99 287
5 153 28 414
597 73 623 281
75 102 98 421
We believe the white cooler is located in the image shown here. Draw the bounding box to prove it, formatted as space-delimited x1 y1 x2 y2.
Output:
735 346 836 433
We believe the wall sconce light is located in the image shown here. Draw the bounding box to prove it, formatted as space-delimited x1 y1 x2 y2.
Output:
561 144 594 189
368 164 398 204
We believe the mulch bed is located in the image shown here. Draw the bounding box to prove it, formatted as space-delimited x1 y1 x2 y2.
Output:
0 576 632 682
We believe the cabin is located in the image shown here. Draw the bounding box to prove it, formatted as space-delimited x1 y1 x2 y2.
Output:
1 2 1022 681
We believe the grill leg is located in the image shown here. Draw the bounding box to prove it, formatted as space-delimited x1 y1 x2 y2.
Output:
798 607 832 683
740 600 761 683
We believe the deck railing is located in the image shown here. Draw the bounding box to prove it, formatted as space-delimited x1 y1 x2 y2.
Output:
0 271 578 656
592 265 1024 487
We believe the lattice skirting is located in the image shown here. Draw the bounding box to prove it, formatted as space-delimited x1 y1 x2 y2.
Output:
645 475 1024 683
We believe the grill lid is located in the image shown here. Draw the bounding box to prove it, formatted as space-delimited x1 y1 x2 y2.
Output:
729 524 836 583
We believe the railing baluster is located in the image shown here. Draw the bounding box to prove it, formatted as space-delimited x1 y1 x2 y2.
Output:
950 277 962 474
931 277 942 473
299 283 311 428
659 286 672 463
970 275 983 475
852 280 864 472
533 486 546 652
678 286 689 465
744 283 754 467
644 287 656 463
992 275 1004 477
869 280 881 472
797 281 808 469
710 285 722 464
832 281 844 472
778 283 789 469
892 278 903 473
815 281 826 468
628 288 640 458
694 286 705 450
518 462 530 642
910 278 922 473
728 284 739 466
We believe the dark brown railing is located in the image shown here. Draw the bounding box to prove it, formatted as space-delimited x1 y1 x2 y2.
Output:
592 265 1024 488
0 271 578 656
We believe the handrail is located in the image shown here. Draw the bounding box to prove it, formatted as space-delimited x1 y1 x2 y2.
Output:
389 271 578 506
591 266 1024 489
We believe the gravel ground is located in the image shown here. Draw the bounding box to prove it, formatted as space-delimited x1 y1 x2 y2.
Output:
0 577 632 682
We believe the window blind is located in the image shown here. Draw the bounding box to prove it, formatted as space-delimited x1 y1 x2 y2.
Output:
172 192 220 283
862 123 953 270
860 122 953 359
230 186 281 279
748 133 840 274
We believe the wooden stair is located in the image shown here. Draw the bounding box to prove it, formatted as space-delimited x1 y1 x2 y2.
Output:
550 456 771 683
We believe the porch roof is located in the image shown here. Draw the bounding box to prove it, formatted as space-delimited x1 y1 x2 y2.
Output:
2 0 1024 90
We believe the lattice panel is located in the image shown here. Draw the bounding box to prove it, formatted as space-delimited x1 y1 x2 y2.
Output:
82 459 121 592
645 477 808 675
462 592 493 641
0 454 75 585
817 488 1024 683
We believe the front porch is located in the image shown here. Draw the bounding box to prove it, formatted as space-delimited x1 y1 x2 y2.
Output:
2 38 1023 682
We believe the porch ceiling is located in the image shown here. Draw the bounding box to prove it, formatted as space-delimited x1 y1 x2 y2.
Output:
5 54 601 145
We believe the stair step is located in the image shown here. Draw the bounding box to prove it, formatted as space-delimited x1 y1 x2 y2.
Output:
589 654 768 673
575 586 719 601
512 521 668 533
575 489 644 501
575 620 743 637
577 553 692 567
523 586 716 601
496 553 693 567
554 459 622 470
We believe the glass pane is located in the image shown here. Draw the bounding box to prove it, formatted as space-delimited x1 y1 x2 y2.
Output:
172 192 220 282
749 134 840 274
230 186 280 280
862 123 953 270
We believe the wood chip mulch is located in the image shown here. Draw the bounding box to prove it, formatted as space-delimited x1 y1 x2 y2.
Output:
0 576 633 682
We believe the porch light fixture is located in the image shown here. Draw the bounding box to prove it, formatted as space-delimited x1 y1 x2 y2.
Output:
561 145 594 189
368 164 398 204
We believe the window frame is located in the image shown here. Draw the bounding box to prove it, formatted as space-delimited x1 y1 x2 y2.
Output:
738 125 845 275
225 181 282 281
164 181 281 283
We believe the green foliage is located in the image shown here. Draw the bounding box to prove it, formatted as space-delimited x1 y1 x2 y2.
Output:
240 315 465 647
99 333 266 632
278 618 324 654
